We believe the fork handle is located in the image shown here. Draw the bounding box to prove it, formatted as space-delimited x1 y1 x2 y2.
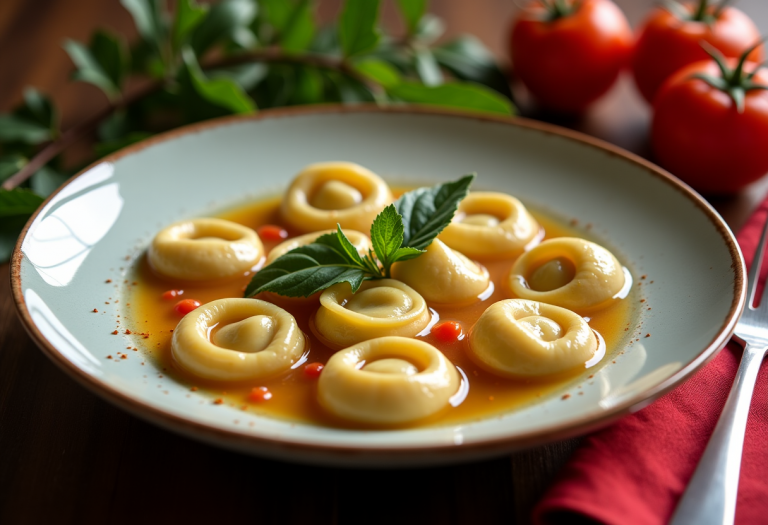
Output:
669 343 768 525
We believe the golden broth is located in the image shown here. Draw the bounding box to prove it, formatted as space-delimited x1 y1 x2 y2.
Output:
125 195 636 429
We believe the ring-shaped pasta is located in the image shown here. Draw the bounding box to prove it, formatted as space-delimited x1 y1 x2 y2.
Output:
391 239 490 305
469 299 598 377
508 237 627 313
280 162 393 233
438 192 540 260
171 298 305 381
266 229 371 264
315 279 431 347
148 218 263 281
318 336 460 424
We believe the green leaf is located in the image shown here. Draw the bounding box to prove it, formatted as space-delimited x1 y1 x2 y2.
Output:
339 0 380 57
370 204 404 267
0 188 44 218
30 166 69 197
244 242 368 297
262 0 315 52
20 88 58 134
91 30 130 90
395 173 474 249
0 114 51 144
94 132 153 158
433 36 513 100
191 0 257 56
352 58 401 88
0 214 29 263
121 0 166 48
414 48 442 86
291 66 324 104
182 48 256 114
388 81 513 115
319 227 366 267
413 13 444 44
173 0 209 49
395 0 427 35
391 246 423 262
0 155 27 183
63 40 120 99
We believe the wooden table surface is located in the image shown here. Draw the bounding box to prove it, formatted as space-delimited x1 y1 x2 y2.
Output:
2 1 767 524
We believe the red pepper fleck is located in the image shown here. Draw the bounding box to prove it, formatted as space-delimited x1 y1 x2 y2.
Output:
162 289 183 300
92 309 98 313
190 386 198 392
431 321 463 343
107 355 113 359
562 394 571 400
248 386 272 402
105 279 112 283
257 224 289 242
124 329 132 335
174 299 201 315
304 362 324 379
645 333 651 338
111 330 118 335
213 398 224 405
121 355 127 360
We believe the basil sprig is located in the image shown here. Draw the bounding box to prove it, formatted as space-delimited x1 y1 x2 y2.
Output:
244 173 474 298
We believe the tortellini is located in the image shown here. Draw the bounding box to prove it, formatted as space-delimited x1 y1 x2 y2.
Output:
508 237 627 313
266 229 371 264
391 239 490 304
469 299 598 377
438 192 540 259
148 218 263 281
280 162 393 233
315 279 431 346
171 298 305 381
318 337 460 424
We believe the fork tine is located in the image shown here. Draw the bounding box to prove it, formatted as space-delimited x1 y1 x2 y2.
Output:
747 213 768 309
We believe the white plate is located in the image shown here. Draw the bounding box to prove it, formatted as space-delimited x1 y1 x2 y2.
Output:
11 106 745 467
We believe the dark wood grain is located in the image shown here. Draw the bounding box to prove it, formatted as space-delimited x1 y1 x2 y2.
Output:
2 1 767 524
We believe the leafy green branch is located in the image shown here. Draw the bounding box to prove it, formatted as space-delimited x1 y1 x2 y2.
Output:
0 0 514 262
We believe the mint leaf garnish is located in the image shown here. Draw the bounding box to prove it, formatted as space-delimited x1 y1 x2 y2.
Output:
396 173 474 250
244 174 474 298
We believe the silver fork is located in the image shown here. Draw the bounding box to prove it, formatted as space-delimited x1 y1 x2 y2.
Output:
670 217 768 525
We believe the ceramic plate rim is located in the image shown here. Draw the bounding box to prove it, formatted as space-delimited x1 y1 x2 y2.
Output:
10 104 746 462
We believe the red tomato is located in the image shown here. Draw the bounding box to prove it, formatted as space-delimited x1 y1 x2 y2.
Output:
303 362 324 379
161 289 183 300
174 298 201 315
257 224 289 242
651 59 768 194
632 2 762 104
509 0 632 113
248 386 272 402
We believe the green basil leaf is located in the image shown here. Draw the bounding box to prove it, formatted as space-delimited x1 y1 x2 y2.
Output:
182 48 256 114
395 173 474 250
339 0 380 58
291 66 324 104
63 40 120 99
370 204 404 267
0 188 44 218
0 115 51 144
391 246 424 262
191 0 257 56
414 48 442 86
433 35 513 100
315 229 366 267
388 81 513 115
0 155 27 183
121 0 166 48
30 166 69 197
262 0 315 53
245 243 368 297
395 0 427 35
353 58 401 88
173 0 209 49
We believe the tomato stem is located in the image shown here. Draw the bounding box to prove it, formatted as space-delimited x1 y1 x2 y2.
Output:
538 0 581 21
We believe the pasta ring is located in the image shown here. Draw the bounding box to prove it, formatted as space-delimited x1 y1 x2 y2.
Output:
318 336 460 424
266 229 371 264
171 298 305 381
391 239 489 304
280 162 393 233
438 192 540 260
315 279 431 347
508 237 627 313
148 218 263 281
469 299 598 377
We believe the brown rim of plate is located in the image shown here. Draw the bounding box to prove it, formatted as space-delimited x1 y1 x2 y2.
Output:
10 104 747 460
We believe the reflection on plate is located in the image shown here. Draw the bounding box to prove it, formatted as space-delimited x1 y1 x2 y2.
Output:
11 107 745 467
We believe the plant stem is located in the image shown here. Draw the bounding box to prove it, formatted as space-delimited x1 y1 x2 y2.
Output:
692 0 709 21
2 48 379 191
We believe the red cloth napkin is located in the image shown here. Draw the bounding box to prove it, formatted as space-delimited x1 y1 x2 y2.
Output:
533 197 768 525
